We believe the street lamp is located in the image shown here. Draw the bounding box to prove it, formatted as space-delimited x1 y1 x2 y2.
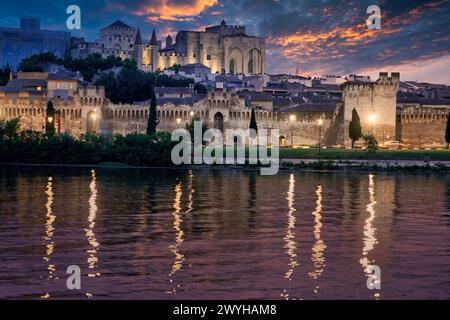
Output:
318 118 323 155
190 111 195 117
289 114 296 147
176 118 182 128
369 113 376 134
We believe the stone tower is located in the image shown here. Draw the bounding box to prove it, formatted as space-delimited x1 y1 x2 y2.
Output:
134 28 144 70
148 29 159 72
342 72 400 147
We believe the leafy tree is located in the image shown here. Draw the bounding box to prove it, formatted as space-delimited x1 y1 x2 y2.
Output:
349 108 362 149
19 52 62 72
0 117 20 140
185 116 209 145
45 101 56 136
0 66 12 86
445 111 450 149
249 108 258 138
167 64 181 73
194 82 208 94
146 88 159 135
363 133 378 153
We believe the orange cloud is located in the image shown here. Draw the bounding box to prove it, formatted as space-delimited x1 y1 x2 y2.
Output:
132 0 218 21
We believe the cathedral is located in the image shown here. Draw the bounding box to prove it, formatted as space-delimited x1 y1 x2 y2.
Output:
72 20 266 75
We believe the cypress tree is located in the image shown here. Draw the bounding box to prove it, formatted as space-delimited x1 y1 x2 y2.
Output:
249 108 258 138
147 87 159 135
349 108 362 149
445 111 450 149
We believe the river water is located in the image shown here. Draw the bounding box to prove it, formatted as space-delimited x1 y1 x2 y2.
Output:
0 166 449 300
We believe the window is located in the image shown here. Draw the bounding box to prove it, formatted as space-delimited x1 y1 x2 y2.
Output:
193 53 196 58
207 54 211 60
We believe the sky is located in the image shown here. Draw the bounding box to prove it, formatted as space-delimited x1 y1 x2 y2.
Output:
1 0 449 83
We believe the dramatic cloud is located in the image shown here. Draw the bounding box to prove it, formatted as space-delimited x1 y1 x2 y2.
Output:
0 0 449 83
131 0 218 22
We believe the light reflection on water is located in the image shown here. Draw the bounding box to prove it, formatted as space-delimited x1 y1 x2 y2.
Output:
281 174 298 300
41 176 56 299
85 170 100 298
0 167 450 300
308 184 326 294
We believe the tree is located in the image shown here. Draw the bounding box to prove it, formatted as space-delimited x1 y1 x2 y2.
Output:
45 101 56 136
146 88 159 135
249 108 258 136
0 66 11 86
349 108 362 149
0 117 20 140
363 133 378 153
445 111 450 149
185 116 209 145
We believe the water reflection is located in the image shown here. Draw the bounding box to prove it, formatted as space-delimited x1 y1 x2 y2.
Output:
281 174 298 300
186 171 195 215
41 176 56 299
85 170 100 298
360 174 380 299
308 185 326 293
167 180 185 294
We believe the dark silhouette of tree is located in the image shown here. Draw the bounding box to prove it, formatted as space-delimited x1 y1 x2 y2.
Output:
0 66 12 86
45 101 56 136
249 108 258 138
349 108 362 149
146 88 159 135
445 111 450 149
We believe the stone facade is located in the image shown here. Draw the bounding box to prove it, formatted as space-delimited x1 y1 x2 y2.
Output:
0 18 70 70
397 101 450 148
72 20 265 75
342 72 400 147
2 71 449 149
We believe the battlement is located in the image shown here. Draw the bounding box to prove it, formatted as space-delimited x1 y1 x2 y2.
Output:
159 52 186 58
342 72 400 92
79 86 105 97
377 72 400 84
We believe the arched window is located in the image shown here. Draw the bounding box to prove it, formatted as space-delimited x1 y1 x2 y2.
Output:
229 59 235 75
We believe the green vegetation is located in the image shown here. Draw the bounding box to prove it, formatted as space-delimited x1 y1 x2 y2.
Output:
15 53 208 104
349 108 362 149
0 66 11 86
185 116 209 144
146 88 159 135
445 111 450 149
279 147 450 161
362 133 378 153
19 52 129 82
0 119 176 166
249 108 258 137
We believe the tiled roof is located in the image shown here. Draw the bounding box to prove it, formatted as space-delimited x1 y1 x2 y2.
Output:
397 98 450 105
106 20 133 29
277 103 337 113
155 87 193 94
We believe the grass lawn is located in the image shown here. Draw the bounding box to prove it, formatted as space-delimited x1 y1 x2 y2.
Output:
279 148 450 161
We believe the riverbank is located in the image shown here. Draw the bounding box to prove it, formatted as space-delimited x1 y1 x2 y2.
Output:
2 158 449 173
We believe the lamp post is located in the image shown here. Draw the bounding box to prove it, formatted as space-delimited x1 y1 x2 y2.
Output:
369 113 376 135
289 114 296 147
318 118 323 155
176 117 182 129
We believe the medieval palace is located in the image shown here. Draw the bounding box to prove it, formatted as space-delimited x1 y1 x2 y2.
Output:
71 20 265 75
0 19 449 149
